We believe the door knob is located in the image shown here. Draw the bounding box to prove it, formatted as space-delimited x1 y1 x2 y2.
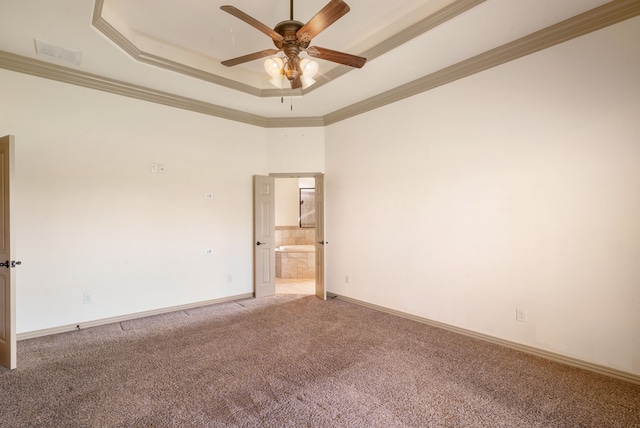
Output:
256 241 266 246
0 260 21 268
317 241 328 245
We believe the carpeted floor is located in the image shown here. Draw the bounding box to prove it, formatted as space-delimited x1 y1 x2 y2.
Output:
1 290 638 427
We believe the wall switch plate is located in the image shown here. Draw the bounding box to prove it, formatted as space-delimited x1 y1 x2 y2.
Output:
345 275 350 284
516 308 527 322
83 293 93 304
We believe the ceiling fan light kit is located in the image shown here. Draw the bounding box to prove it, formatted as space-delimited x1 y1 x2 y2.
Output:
221 0 366 91
264 57 285 88
300 58 318 89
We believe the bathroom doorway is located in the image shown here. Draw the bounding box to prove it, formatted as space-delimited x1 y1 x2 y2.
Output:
274 176 316 296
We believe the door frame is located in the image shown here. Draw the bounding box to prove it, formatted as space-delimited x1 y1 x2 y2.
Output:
268 172 326 300
0 135 16 369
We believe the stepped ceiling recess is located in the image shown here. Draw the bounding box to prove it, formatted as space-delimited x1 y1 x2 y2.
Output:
0 0 639 127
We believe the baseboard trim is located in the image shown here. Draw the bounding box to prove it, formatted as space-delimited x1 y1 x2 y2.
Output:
331 293 640 386
16 293 254 341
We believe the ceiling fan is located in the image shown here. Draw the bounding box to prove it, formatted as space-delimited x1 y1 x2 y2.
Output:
220 0 367 90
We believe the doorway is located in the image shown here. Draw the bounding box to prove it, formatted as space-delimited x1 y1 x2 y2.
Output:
254 173 325 299
274 176 315 296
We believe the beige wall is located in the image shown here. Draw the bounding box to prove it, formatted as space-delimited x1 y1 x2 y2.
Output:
0 71 326 336
275 178 300 227
266 127 324 174
1 14 637 379
0 69 267 333
325 18 640 376
275 177 317 227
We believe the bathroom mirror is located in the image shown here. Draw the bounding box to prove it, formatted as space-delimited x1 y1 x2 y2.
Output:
299 188 316 228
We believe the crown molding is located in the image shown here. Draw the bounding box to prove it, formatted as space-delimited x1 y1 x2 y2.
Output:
92 0 264 97
262 0 486 96
1 0 638 129
265 117 326 128
324 0 640 125
0 50 269 128
92 0 483 98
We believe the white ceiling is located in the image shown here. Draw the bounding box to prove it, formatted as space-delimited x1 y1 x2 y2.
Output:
0 0 625 122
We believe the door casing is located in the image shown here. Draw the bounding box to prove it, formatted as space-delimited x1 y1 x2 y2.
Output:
0 135 16 369
263 172 326 300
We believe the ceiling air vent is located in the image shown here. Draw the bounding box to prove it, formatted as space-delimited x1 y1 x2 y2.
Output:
34 39 82 65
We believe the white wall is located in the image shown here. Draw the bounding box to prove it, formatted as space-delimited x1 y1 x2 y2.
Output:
325 17 640 376
0 69 267 333
268 126 324 227
275 178 317 226
1 13 637 379
266 127 324 173
275 178 299 226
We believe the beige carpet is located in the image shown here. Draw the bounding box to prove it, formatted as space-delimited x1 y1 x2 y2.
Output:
1 292 638 427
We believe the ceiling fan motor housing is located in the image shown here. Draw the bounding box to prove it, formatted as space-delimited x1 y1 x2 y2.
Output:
220 0 367 85
273 20 308 81
273 20 309 48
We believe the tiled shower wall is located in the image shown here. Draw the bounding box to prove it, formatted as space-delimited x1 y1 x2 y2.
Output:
276 252 315 279
275 226 315 247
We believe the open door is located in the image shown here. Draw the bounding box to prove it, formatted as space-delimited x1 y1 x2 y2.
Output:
0 135 16 369
253 175 276 298
314 174 326 300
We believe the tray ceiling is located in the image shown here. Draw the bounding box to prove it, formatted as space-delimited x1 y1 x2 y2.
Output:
1 0 638 126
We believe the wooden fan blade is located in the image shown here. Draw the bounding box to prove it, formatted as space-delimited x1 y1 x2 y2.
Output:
221 49 281 67
290 76 302 90
307 46 366 68
296 0 350 41
221 5 283 42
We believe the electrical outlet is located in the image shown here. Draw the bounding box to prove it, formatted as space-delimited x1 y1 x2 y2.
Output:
345 274 350 284
150 163 165 173
204 248 213 255
83 293 93 304
516 308 527 322
204 193 213 199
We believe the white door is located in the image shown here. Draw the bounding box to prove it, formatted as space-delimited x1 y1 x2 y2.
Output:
253 175 276 298
0 135 16 369
314 174 326 300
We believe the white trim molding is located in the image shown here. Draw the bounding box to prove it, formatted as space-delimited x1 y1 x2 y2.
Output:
1 0 638 127
17 293 254 341
332 294 640 386
91 0 485 98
